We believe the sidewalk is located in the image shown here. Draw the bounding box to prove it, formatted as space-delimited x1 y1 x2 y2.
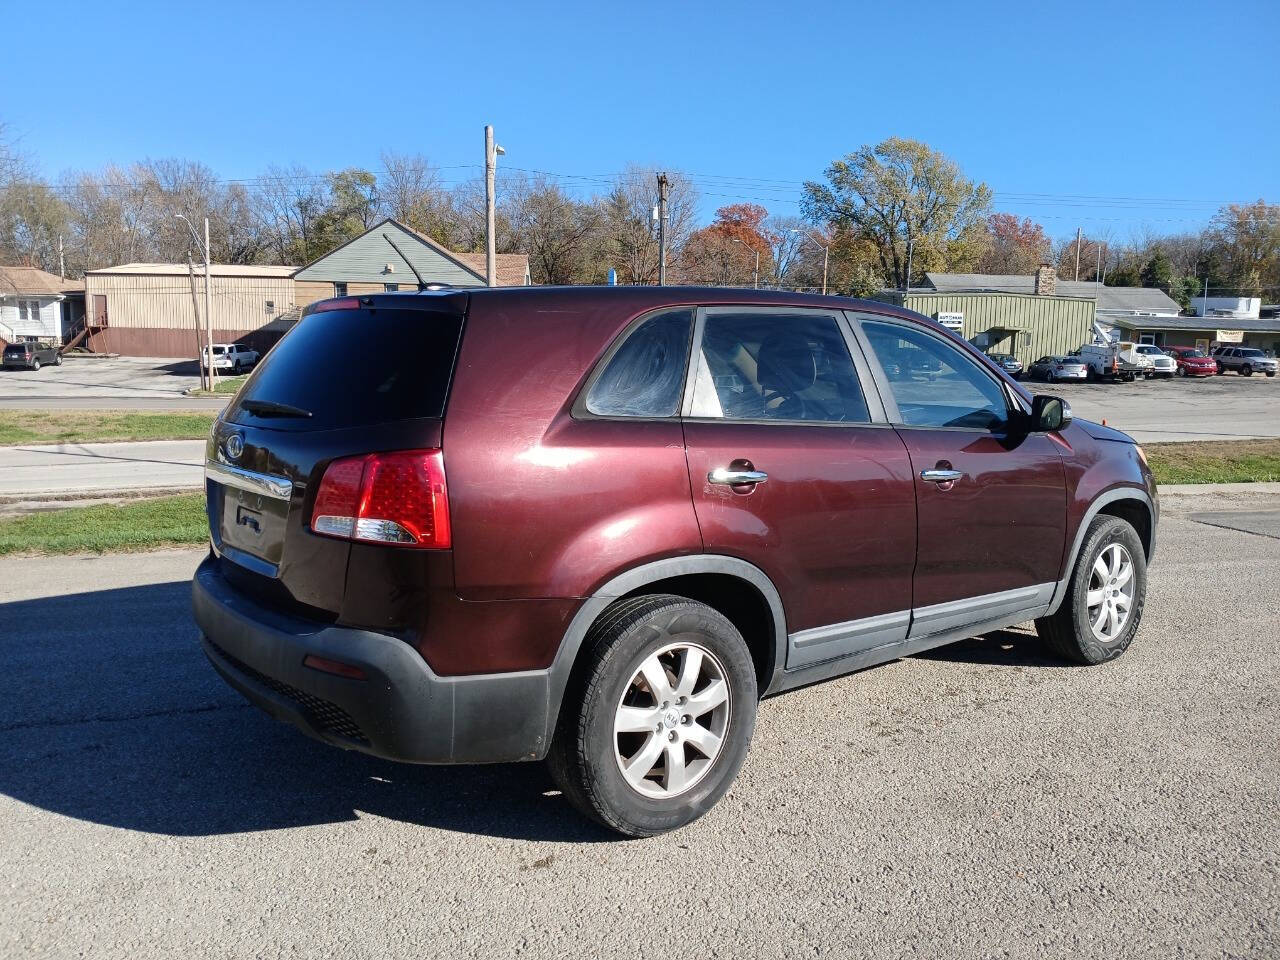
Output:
0 439 204 498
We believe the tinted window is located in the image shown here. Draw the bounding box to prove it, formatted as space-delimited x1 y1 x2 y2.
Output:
226 307 463 430
1239 349 1264 357
862 320 1009 430
689 312 870 423
585 309 692 417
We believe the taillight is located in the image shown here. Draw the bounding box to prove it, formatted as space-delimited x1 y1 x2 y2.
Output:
310 449 451 549
307 297 360 315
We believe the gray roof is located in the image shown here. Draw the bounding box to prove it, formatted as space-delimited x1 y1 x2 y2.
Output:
1105 315 1280 333
924 272 1181 315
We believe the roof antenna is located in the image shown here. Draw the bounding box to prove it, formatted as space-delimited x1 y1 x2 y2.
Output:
382 232 428 291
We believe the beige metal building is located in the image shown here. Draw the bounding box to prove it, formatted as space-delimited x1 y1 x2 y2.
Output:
80 264 298 357
875 288 1096 366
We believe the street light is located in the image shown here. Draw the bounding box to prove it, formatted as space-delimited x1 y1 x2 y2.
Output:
176 214 214 388
731 237 760 289
790 229 830 296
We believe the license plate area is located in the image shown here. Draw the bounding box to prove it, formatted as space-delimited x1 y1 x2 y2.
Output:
218 484 289 569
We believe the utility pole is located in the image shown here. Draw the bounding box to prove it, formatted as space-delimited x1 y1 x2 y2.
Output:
1095 242 1102 287
57 235 65 281
187 255 207 391
656 173 669 285
904 235 913 293
820 243 829 297
1074 226 1083 281
484 125 504 287
204 216 215 389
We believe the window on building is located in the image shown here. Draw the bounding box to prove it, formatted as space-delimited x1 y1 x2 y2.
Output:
384 283 400 292
333 282 347 297
264 300 275 314
18 300 39 322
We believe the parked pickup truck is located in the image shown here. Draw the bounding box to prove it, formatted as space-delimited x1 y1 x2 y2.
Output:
1077 342 1154 382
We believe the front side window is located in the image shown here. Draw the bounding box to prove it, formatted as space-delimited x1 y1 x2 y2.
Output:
584 309 693 418
862 319 1009 431
689 311 870 423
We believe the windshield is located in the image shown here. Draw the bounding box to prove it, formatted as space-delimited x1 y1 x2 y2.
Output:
1182 349 1205 358
1137 345 1161 354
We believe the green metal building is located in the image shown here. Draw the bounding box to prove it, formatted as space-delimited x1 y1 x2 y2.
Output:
875 290 1096 367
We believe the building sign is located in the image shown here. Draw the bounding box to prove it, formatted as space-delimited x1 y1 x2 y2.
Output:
936 311 964 332
1215 329 1244 343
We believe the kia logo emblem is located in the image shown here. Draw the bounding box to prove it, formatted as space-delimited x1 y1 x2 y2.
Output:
224 434 245 461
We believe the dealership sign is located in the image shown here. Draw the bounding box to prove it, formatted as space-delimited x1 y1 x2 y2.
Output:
936 311 964 332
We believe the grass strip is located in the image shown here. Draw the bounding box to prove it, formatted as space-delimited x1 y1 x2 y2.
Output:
0 493 208 555
0 410 216 446
1145 439 1280 485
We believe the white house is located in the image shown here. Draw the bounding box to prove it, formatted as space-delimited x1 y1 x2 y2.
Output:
0 266 85 344
1190 297 1261 320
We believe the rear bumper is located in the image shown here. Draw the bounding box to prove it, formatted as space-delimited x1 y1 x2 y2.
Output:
192 555 551 763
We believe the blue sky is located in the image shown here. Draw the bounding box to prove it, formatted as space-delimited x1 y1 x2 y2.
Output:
3 0 1277 241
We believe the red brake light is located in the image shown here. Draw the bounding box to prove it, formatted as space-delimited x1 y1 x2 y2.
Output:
310 449 451 549
309 297 360 314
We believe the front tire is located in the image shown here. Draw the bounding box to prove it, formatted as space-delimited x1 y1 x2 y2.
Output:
548 595 757 837
1242 365 1253 377
1036 515 1147 665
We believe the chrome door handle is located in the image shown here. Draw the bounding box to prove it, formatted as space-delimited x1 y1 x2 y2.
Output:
920 469 963 483
709 467 769 485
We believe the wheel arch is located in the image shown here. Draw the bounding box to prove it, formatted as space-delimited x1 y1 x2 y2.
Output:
544 556 788 744
1047 487 1155 616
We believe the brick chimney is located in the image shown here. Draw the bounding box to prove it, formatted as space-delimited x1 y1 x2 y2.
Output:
1034 263 1057 296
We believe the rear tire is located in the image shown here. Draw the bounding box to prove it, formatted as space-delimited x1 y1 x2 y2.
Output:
30 358 40 372
53 353 63 366
548 595 757 837
1036 515 1147 665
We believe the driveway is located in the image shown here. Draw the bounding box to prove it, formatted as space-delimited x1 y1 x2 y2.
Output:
1041 374 1280 442
0 356 227 410
0 439 204 497
0 511 1275 958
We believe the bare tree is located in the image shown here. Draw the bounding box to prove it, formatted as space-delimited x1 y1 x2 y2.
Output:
504 174 601 284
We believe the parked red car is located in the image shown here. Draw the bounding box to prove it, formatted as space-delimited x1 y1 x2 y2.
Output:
193 287 1157 836
1166 346 1218 377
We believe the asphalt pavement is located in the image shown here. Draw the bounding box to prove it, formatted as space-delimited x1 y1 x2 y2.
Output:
0 505 1276 958
0 356 227 410
0 439 205 497
1047 374 1280 442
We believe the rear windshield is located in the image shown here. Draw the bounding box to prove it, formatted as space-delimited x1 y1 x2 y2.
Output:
226 306 464 430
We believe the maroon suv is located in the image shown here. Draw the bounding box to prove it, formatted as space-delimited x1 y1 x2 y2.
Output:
193 287 1157 836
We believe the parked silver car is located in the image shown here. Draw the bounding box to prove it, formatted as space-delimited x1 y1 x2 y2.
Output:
1211 346 1278 377
1028 355 1089 382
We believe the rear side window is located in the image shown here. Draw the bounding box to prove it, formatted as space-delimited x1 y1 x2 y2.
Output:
226 307 464 430
689 311 870 423
584 309 692 418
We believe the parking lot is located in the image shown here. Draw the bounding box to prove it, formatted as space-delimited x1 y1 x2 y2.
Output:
0 356 225 410
1 500 1276 958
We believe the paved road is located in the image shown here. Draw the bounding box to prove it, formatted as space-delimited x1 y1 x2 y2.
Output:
1047 374 1280 442
0 356 227 410
0 439 204 496
0 511 1276 958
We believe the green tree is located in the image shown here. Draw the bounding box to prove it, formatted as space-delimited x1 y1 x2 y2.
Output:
802 138 992 289
1140 248 1173 290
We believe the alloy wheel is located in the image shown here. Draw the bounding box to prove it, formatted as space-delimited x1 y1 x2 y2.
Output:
613 641 731 799
1086 543 1134 643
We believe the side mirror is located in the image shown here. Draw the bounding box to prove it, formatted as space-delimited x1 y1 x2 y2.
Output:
1031 395 1072 432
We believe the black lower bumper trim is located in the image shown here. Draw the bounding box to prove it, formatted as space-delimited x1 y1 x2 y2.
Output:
192 555 551 763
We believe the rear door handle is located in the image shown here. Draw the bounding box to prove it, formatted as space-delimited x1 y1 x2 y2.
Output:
920 469 964 483
709 467 769 485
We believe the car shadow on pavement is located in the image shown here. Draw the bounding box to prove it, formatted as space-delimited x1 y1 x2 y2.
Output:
916 628 1071 668
0 582 614 843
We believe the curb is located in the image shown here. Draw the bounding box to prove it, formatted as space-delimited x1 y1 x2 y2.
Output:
1158 482 1280 496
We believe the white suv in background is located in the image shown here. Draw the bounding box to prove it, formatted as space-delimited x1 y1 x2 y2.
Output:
202 344 259 373
1135 344 1177 378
